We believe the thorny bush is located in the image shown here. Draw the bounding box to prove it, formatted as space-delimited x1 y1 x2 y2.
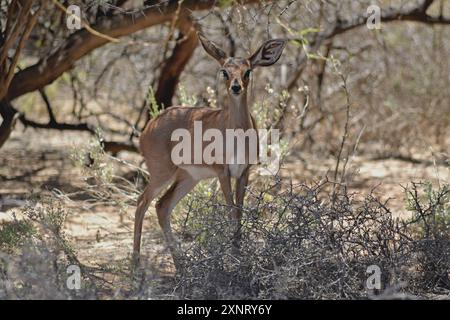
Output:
173 178 449 299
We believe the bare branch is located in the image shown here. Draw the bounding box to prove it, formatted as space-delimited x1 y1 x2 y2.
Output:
5 0 260 101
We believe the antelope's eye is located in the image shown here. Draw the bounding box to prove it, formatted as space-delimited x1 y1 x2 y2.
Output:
221 70 229 80
244 69 252 79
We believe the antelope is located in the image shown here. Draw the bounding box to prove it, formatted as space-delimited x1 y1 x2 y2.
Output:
133 34 286 268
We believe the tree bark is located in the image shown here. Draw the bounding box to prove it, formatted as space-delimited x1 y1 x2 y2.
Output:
154 14 199 109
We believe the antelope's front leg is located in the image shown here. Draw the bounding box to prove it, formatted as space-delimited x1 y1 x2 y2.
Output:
235 167 249 218
233 167 250 247
218 168 235 208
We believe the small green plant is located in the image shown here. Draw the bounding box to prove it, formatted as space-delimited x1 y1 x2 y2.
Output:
146 85 161 118
218 0 235 8
206 86 217 108
406 182 450 239
70 129 114 184
0 218 35 253
22 197 78 263
253 85 290 129
178 84 197 106
405 181 450 290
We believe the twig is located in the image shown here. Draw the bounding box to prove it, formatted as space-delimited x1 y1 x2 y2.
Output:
51 0 119 43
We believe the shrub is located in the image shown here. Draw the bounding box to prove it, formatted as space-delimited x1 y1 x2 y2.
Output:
0 198 97 299
405 182 450 291
174 179 416 299
0 218 35 254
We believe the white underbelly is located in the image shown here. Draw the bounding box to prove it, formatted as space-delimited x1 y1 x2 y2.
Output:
228 163 248 178
180 165 217 180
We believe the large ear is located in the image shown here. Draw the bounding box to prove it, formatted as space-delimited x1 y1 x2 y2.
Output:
198 33 227 64
249 39 286 67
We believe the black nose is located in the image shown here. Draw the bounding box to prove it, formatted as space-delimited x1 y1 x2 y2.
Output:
231 84 241 94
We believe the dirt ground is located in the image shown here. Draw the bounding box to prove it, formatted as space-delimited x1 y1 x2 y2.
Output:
1 128 449 272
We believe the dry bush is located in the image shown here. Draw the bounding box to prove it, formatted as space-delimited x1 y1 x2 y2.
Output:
0 198 98 299
405 182 450 291
172 177 449 299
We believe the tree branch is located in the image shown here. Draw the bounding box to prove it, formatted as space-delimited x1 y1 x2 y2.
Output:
17 112 138 154
5 0 260 101
0 0 42 99
38 88 57 125
0 99 138 153
318 0 450 43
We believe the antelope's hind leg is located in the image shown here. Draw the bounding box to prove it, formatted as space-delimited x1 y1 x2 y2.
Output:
133 175 173 266
155 170 198 270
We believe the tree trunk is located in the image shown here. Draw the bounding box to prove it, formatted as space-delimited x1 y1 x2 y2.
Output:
0 101 18 149
154 15 199 109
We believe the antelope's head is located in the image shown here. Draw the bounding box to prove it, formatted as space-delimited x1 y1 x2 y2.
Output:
198 34 286 97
